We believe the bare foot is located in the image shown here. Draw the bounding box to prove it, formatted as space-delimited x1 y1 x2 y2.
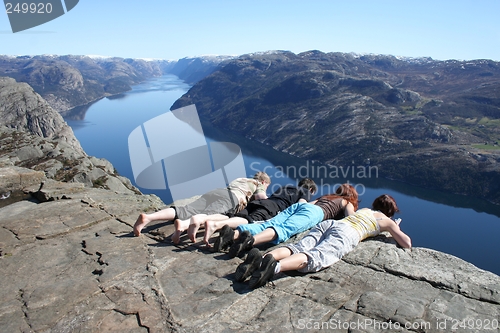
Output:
171 230 182 244
187 221 201 243
133 213 150 237
203 220 218 247
171 219 189 244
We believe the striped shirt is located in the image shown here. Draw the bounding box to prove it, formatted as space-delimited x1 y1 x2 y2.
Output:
339 208 380 240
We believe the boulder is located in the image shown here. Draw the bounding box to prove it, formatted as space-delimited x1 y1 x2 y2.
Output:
0 172 499 332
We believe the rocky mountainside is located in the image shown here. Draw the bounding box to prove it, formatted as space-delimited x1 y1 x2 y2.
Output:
167 55 235 84
0 62 499 333
0 76 82 152
0 55 165 111
0 54 231 112
0 77 139 196
1 139 500 332
172 50 500 203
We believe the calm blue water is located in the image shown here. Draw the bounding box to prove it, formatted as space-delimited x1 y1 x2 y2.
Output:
64 75 500 276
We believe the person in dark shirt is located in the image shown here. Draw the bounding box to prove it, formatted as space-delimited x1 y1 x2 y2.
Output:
221 183 359 259
204 178 317 248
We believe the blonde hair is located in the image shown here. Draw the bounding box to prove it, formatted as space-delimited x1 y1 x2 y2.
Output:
253 171 271 185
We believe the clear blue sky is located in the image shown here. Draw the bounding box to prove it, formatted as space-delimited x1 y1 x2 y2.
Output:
1 0 499 61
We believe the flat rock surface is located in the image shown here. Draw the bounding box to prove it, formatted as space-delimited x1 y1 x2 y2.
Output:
0 177 499 332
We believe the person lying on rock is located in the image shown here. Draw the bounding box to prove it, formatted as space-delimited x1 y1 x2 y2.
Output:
215 183 359 258
237 194 412 289
133 172 271 244
203 177 318 248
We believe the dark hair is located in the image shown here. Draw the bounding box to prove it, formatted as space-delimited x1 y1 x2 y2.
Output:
372 194 399 217
298 178 317 194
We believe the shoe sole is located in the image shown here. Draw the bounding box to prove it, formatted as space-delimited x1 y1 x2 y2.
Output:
234 248 262 282
249 254 277 289
229 231 254 258
214 225 234 252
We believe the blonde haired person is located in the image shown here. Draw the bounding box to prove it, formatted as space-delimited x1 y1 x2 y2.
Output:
133 172 270 244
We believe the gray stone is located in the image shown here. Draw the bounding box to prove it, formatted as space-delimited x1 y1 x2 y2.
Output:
15 145 44 161
38 159 64 178
89 156 116 174
104 174 136 193
0 79 498 332
0 166 45 191
0 169 499 332
0 76 83 154
0 125 138 196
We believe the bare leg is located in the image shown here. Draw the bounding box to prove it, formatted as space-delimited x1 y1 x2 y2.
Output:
233 229 240 240
252 228 278 246
204 216 248 246
133 207 176 236
247 249 308 289
275 253 309 272
171 218 190 244
266 247 293 261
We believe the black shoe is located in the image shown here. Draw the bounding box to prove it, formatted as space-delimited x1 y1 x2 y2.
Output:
228 230 254 258
214 225 234 252
249 254 277 289
234 248 262 282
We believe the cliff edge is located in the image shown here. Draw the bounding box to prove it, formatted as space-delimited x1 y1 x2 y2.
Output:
0 80 499 332
0 160 499 332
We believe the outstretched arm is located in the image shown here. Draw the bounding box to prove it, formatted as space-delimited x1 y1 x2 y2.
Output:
379 218 412 248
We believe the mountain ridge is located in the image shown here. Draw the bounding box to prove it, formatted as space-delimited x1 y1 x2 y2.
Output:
1 50 499 203
0 54 233 112
0 77 140 195
0 53 499 332
172 50 500 203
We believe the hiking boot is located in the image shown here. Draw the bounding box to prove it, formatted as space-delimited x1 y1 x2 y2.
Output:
234 248 262 282
249 254 277 289
228 230 254 258
214 225 234 252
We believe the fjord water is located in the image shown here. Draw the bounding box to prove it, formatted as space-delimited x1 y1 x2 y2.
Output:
64 75 500 276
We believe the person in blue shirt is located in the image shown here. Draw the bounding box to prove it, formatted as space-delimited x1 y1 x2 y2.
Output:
204 178 317 248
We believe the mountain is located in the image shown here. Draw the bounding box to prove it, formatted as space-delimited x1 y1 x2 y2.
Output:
0 53 499 332
166 55 235 84
0 76 139 194
0 54 231 112
0 76 82 152
0 55 165 111
2 51 499 202
172 50 500 203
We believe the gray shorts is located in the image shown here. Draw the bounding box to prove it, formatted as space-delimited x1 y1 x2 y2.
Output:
286 220 360 273
172 188 239 220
